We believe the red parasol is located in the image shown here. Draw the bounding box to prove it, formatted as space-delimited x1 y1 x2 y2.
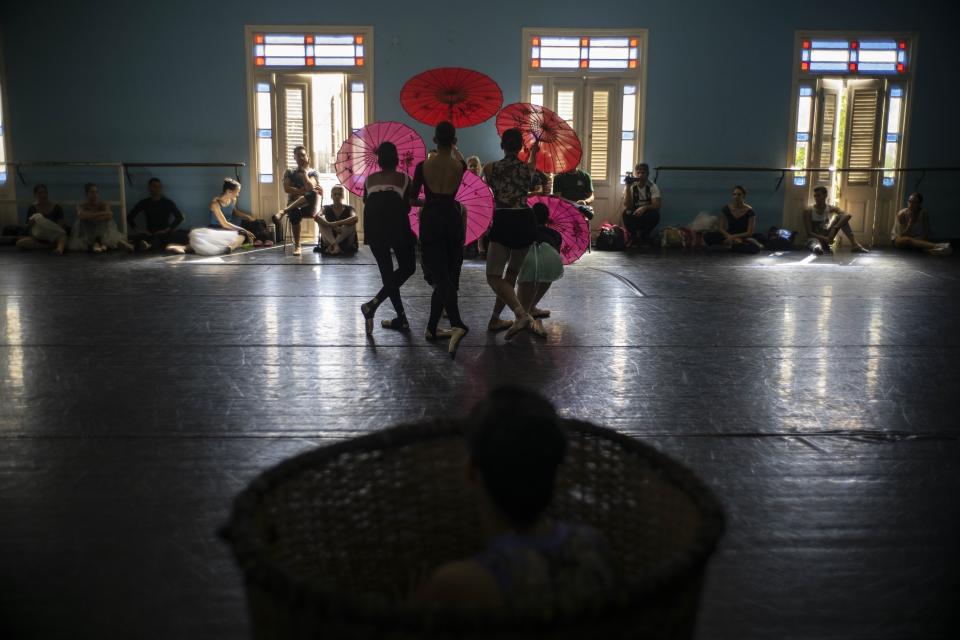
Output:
400 67 503 128
496 103 582 174
334 121 426 197
409 170 494 246
527 195 590 265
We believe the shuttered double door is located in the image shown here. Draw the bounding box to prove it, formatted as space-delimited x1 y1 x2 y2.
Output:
809 78 887 241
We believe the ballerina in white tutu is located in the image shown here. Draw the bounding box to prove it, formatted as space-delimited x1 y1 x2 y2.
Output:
167 178 255 256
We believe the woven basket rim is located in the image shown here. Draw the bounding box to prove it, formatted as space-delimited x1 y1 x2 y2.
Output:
221 418 725 630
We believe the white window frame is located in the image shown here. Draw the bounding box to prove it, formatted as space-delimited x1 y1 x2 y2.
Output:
784 30 918 241
243 25 374 218
521 27 649 171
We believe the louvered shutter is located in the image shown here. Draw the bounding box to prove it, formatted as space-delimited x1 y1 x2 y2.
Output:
283 86 306 171
556 89 576 128
588 89 610 181
846 87 882 185
813 85 839 185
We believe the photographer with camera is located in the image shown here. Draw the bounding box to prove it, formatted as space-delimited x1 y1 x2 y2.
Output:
621 162 661 246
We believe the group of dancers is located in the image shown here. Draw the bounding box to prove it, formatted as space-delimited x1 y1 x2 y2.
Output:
359 122 564 356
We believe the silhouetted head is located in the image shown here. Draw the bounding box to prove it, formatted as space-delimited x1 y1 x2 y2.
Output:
377 142 399 171
148 177 163 198
501 128 524 154
466 387 567 529
434 121 456 147
33 184 49 201
532 202 550 226
908 192 923 210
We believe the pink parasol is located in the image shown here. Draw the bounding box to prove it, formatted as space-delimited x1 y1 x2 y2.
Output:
334 121 426 197
496 103 582 174
409 170 494 246
527 195 590 265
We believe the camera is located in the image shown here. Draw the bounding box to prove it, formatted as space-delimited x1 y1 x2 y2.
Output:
624 173 639 185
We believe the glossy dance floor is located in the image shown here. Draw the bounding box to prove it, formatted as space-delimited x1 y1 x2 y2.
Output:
2 245 958 638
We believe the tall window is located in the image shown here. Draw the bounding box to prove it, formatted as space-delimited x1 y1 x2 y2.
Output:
522 29 647 226
0 75 7 185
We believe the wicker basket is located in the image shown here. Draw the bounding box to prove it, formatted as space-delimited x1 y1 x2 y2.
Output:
222 419 724 639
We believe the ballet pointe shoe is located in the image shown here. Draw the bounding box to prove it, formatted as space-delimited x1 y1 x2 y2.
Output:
360 300 378 336
448 327 468 357
504 314 532 341
425 328 453 341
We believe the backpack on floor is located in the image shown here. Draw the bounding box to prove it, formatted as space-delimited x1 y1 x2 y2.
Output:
595 223 628 251
765 227 797 251
660 226 684 248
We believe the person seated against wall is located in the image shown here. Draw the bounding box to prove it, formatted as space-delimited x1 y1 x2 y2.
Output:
16 184 68 255
273 144 324 256
891 192 952 255
316 185 358 255
166 178 255 256
69 183 133 253
126 178 186 251
621 163 661 246
413 386 616 610
802 185 869 255
703 185 765 253
552 163 595 221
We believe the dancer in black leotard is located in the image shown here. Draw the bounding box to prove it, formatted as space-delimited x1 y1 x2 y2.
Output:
360 143 417 335
410 122 469 356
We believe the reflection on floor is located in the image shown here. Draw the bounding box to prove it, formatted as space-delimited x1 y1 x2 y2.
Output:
1 245 957 639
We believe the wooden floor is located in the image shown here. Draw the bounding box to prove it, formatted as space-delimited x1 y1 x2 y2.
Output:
1 244 958 639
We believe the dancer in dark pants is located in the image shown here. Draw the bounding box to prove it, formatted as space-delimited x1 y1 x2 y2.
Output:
409 122 469 356
360 142 417 334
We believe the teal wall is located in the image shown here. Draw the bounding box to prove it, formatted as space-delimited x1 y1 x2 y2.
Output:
2 0 958 233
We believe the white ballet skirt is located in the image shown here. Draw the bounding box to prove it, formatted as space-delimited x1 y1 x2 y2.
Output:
189 227 242 256
28 214 68 243
69 216 127 251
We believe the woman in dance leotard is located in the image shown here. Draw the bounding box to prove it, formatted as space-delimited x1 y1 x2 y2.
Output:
360 142 417 334
409 122 469 356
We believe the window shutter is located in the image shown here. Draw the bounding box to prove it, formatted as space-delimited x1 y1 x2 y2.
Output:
557 90 576 127
589 90 610 181
814 88 838 184
847 87 881 185
284 87 306 171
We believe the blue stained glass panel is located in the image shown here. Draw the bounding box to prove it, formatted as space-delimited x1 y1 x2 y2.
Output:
356 45 364 57
624 85 636 95
314 35 354 44
891 87 904 97
860 40 896 50
850 52 858 62
256 83 270 92
858 62 897 73
811 40 848 49
351 82 364 91
882 177 895 187
313 58 356 66
0 125 4 136
794 176 807 186
799 86 814 96
265 35 306 44
621 131 635 140
809 62 849 72
796 132 810 142
257 129 272 138
886 133 899 143
802 50 810 61
259 174 274 184
898 51 906 63
532 47 540 57
255 45 265 57
305 46 314 56
0 171 7 183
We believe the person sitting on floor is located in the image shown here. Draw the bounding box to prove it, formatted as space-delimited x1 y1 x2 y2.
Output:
414 386 616 611
69 183 133 253
16 184 68 255
891 192 952 255
703 185 765 253
621 163 661 246
803 186 869 254
316 185 358 255
127 178 186 251
166 178 255 256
